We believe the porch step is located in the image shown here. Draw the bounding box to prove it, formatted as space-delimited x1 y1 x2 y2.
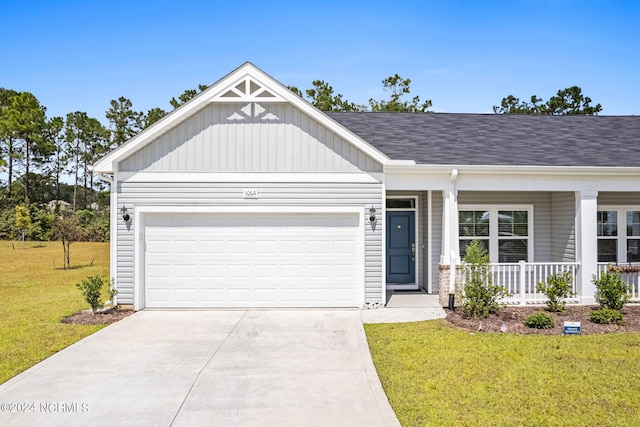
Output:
385 291 442 308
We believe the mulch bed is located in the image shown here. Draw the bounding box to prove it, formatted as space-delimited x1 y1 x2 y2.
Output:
62 307 135 325
446 305 640 335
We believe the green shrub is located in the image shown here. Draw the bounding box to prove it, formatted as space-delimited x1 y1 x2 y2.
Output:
75 274 111 314
592 271 630 310
524 311 555 329
537 271 575 312
589 308 624 325
461 240 510 318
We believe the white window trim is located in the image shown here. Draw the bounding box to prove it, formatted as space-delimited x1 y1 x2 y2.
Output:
458 204 534 263
598 205 640 263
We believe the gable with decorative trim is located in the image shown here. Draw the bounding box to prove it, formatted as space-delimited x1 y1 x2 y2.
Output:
119 101 382 173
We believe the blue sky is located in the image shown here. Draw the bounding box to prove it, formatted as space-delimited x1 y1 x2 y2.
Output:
1 0 639 123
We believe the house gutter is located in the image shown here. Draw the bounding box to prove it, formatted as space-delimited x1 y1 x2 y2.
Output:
449 169 459 300
384 163 640 176
96 171 117 306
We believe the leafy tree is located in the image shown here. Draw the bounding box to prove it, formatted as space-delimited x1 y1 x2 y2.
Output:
169 84 209 109
592 271 630 310
461 240 509 318
77 209 110 242
0 91 47 202
75 274 113 314
105 96 143 147
15 204 30 248
369 74 432 112
537 271 574 312
52 211 83 269
65 112 109 210
493 86 602 115
0 88 20 196
29 205 55 241
41 116 66 203
0 207 16 240
545 86 602 115
303 80 365 112
492 95 545 114
143 107 167 129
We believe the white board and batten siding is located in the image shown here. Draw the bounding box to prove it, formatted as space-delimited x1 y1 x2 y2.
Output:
119 103 382 174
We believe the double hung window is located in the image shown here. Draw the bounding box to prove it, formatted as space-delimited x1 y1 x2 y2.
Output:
459 206 533 263
597 208 640 263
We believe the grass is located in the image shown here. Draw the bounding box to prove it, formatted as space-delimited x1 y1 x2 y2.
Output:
365 320 640 427
0 241 110 384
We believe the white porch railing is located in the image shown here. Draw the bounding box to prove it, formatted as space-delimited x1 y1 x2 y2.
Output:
597 263 640 302
480 261 580 305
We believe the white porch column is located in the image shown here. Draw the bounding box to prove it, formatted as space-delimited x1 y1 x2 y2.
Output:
575 190 598 304
441 182 459 294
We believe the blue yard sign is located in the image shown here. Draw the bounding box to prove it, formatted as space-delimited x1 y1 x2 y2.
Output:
563 321 581 335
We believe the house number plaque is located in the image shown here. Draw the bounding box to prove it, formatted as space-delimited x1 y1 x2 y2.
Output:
243 189 258 199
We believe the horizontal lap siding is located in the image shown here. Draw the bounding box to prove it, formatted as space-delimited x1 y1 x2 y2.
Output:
598 192 640 205
119 103 382 173
551 192 575 262
116 181 384 305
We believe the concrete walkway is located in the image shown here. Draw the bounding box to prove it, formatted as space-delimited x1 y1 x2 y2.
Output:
0 310 402 427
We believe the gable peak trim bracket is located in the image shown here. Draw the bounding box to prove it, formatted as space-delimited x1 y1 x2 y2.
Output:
209 75 287 103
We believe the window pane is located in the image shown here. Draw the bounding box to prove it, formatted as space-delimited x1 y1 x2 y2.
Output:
628 239 640 262
386 199 415 209
498 210 528 236
498 239 528 263
627 211 640 237
598 211 617 236
598 239 617 263
459 211 474 237
459 211 490 237
475 223 489 237
498 211 513 236
460 239 489 260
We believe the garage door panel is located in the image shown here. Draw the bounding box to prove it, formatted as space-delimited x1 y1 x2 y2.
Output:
144 213 361 308
201 288 224 302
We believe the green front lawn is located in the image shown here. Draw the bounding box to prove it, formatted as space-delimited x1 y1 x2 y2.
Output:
0 241 110 384
365 320 640 427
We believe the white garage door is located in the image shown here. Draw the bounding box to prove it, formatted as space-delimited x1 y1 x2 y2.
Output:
143 213 362 308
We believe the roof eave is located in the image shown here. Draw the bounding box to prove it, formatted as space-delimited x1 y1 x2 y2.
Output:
384 163 640 176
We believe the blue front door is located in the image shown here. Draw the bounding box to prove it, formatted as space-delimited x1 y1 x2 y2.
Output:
386 211 416 284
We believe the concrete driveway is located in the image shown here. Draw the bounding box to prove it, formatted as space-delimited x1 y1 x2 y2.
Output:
0 310 400 426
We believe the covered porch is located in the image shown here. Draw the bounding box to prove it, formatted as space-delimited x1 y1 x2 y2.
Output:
384 164 640 307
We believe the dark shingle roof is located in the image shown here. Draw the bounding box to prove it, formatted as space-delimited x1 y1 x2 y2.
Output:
326 112 640 167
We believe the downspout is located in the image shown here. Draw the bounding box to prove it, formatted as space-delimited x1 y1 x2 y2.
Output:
448 169 459 306
97 172 117 306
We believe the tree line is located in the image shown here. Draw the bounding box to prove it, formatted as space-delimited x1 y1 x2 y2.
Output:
0 74 602 245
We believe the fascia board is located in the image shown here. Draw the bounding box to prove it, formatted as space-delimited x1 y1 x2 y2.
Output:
384 164 640 176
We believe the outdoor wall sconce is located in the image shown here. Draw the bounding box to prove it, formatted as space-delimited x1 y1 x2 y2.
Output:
121 206 130 222
369 206 377 223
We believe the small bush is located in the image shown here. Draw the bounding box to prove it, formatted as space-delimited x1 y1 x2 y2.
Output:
537 271 575 312
76 274 109 314
592 271 630 310
524 311 555 329
589 308 624 325
461 240 510 318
